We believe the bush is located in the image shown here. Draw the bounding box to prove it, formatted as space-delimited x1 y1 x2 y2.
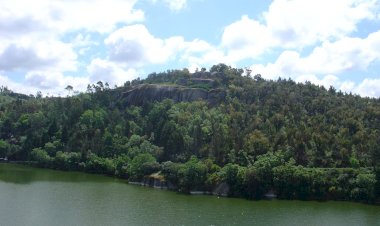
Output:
161 161 182 185
114 154 130 178
31 148 52 167
0 139 10 158
178 156 208 192
85 153 116 175
220 163 244 196
54 151 81 170
128 153 158 181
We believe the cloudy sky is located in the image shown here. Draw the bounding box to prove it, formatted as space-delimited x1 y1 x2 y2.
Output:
0 0 380 97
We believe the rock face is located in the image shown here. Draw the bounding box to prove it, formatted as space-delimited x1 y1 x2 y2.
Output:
212 182 229 197
123 84 226 106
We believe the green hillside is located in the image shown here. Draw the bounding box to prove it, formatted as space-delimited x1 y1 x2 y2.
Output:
0 64 379 202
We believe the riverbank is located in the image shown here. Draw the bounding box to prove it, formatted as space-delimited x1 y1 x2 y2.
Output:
3 161 378 205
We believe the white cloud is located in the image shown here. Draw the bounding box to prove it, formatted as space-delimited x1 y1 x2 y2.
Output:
25 71 63 89
5 58 139 95
185 48 227 68
87 58 139 87
0 0 144 34
339 81 356 93
294 75 380 98
250 30 380 79
0 72 88 96
0 41 77 72
221 16 273 61
354 78 380 97
299 31 380 74
0 0 144 76
105 25 183 66
163 0 187 11
220 0 379 62
72 34 97 48
179 39 229 67
265 0 377 48
105 24 225 67
335 78 380 98
151 0 187 11
0 15 45 38
295 74 339 89
0 0 145 91
23 71 90 95
0 44 54 71
0 74 35 94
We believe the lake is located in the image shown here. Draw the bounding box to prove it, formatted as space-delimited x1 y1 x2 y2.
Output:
0 163 379 226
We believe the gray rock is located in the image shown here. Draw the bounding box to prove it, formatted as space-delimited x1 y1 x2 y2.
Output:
213 182 229 197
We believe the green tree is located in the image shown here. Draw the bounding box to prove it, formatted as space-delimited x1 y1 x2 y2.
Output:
0 139 10 157
128 153 158 181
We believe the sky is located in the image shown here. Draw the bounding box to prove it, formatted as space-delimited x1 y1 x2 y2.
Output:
0 0 380 97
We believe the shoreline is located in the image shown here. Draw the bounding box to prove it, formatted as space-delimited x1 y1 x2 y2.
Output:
1 162 379 206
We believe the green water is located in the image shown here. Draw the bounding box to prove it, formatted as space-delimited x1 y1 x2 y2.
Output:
0 164 379 226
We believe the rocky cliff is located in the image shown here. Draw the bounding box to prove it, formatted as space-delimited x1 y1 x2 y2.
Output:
122 84 226 106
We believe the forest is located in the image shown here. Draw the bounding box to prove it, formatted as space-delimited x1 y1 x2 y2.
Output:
0 64 379 202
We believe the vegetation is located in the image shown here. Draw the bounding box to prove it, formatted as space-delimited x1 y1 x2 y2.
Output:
0 64 379 203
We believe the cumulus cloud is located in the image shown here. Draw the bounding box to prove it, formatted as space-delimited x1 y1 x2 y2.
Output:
25 71 62 89
250 30 380 79
105 25 184 66
0 0 144 77
151 0 187 11
0 0 144 34
354 78 380 97
87 58 139 87
295 74 340 89
299 31 380 74
0 41 77 72
334 78 380 98
104 24 244 69
265 0 377 48
0 15 45 38
220 0 379 61
105 24 227 67
0 74 35 94
163 0 187 11
24 71 89 93
0 44 54 71
221 15 273 61
0 72 89 96
339 81 356 93
294 75 380 98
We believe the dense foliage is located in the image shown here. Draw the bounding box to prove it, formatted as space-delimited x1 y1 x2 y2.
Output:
1 64 379 202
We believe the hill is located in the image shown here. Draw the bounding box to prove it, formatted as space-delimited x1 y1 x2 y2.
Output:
0 86 30 107
0 64 379 202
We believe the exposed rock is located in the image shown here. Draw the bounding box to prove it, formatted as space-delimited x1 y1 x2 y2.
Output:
129 172 177 190
264 190 277 199
122 84 225 106
213 182 229 197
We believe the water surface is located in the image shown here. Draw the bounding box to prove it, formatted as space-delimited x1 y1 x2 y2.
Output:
0 163 379 226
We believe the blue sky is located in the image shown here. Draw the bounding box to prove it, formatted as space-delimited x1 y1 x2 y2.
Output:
0 0 380 97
